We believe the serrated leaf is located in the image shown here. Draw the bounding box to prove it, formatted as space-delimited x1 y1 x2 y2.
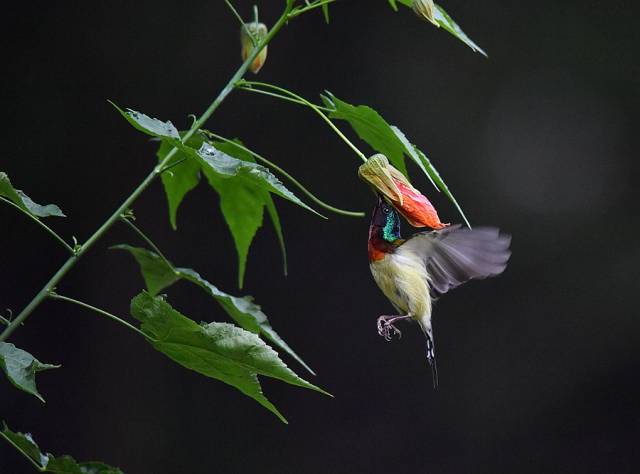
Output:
0 342 59 402
194 141 322 217
109 101 180 139
130 292 330 422
390 1 487 56
0 423 124 473
112 244 313 374
156 138 201 230
323 93 469 226
0 172 65 218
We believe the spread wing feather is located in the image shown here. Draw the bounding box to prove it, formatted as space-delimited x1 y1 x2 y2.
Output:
399 225 511 295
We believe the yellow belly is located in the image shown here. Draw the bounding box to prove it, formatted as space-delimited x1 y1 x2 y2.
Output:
369 251 432 322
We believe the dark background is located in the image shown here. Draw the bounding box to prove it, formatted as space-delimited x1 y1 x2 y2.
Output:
1 1 639 473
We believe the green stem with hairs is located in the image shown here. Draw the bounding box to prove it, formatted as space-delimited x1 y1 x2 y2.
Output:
0 1 295 343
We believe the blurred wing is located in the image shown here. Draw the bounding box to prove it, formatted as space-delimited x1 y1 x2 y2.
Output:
400 225 511 295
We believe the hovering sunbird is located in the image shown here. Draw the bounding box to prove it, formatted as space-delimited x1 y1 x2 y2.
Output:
367 196 511 387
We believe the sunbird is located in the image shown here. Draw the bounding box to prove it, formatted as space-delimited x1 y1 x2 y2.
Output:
368 196 511 387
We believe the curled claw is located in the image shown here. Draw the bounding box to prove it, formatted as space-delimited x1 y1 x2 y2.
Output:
376 315 404 341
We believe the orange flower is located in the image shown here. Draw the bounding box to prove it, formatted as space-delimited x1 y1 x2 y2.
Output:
358 154 449 229
240 22 268 74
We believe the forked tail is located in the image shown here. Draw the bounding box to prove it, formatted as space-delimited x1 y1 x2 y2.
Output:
418 318 438 389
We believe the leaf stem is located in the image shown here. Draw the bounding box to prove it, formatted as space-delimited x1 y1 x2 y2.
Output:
223 0 246 28
0 2 295 343
48 293 151 340
0 196 74 254
237 86 333 112
201 130 364 218
238 80 368 163
119 215 175 270
289 0 338 18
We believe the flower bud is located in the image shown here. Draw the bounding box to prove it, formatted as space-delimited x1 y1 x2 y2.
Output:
412 0 439 26
240 22 268 74
358 154 449 229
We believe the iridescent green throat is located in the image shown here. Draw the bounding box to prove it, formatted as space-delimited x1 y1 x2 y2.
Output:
382 209 401 242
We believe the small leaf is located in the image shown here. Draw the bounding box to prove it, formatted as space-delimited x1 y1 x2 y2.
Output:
0 342 59 402
324 93 469 226
156 138 201 230
0 172 65 218
390 1 487 56
130 293 330 422
109 101 180 139
0 423 124 473
112 245 313 374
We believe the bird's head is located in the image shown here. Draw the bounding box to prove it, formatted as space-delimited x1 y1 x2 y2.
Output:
368 196 402 261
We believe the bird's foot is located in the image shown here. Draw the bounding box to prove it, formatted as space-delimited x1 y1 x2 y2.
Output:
376 315 411 341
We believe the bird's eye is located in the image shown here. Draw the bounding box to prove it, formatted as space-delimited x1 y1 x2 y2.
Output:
383 206 390 214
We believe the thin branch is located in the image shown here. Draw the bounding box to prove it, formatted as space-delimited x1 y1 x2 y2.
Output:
48 293 151 340
237 86 333 112
119 215 176 270
201 130 364 218
0 196 74 254
238 80 368 163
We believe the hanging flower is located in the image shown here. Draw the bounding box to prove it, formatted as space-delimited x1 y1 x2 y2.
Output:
240 22 268 74
358 154 449 229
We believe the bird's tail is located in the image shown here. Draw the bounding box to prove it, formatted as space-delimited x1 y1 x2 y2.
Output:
418 317 438 389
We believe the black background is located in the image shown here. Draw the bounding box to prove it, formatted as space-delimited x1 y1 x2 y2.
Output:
1 1 639 473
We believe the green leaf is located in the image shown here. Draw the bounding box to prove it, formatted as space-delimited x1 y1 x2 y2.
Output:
0 423 124 473
0 172 65 218
112 244 313 375
156 138 201 230
322 93 469 226
0 342 59 402
1 422 49 467
390 1 487 57
109 101 180 139
130 292 330 422
321 93 408 176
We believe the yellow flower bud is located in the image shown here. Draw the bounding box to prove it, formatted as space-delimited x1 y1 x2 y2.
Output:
412 0 439 26
240 22 268 74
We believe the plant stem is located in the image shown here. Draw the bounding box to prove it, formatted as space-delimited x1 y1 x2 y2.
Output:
49 293 150 340
120 216 176 270
238 80 368 163
237 86 333 112
289 0 337 18
224 0 246 28
0 2 295 343
201 130 364 217
0 196 74 254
